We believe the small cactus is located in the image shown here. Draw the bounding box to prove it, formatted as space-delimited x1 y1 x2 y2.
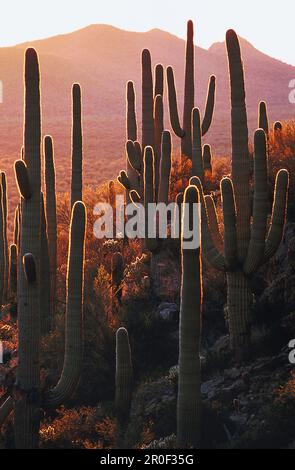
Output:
115 327 133 420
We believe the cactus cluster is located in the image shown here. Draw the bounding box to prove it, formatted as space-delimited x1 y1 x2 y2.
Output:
196 30 289 359
0 20 291 451
0 49 87 449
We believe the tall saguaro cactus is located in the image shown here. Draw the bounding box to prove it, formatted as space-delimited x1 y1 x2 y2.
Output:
177 184 202 449
194 30 289 360
10 48 86 448
14 47 42 449
71 83 83 208
40 194 51 334
167 20 216 158
1 172 8 300
0 182 5 309
44 135 57 320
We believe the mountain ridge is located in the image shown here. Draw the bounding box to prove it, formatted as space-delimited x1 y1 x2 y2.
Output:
0 24 294 209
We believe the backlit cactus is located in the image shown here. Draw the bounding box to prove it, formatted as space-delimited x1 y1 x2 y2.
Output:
5 48 86 449
71 83 83 208
177 184 202 449
167 20 215 158
40 194 51 334
111 252 124 304
115 327 133 420
258 101 269 136
195 30 289 360
9 244 17 299
44 135 57 320
14 48 42 449
1 172 8 300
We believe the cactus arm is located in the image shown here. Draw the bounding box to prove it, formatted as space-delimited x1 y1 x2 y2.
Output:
191 108 204 182
46 202 86 408
142 49 154 149
154 94 164 199
244 130 269 275
126 140 141 173
44 136 57 321
144 147 158 252
40 194 51 334
117 171 131 191
13 205 20 246
177 184 201 449
70 83 83 208
154 64 164 98
203 144 212 176
174 192 183 239
0 396 14 426
264 169 289 262
226 29 250 262
14 160 32 199
258 101 269 136
126 81 137 141
129 190 142 206
204 195 223 253
166 66 185 138
221 178 238 270
9 244 17 298
0 183 5 307
190 177 226 271
1 173 8 300
158 131 172 205
115 327 133 420
201 75 216 136
182 20 195 158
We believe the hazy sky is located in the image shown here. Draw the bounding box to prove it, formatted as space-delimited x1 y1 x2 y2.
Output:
0 0 294 65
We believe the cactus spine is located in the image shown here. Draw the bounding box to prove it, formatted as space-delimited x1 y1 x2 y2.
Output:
44 135 57 320
71 83 83 208
167 20 215 158
177 184 201 449
196 30 289 360
115 327 133 420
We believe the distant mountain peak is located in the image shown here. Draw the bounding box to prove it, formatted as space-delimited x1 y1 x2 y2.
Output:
209 35 257 55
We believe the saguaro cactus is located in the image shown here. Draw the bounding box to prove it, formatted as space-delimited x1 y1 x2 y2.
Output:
193 30 289 360
177 184 202 449
11 48 86 448
40 194 51 334
167 20 216 158
115 327 133 420
44 135 57 320
258 101 269 136
0 182 5 310
71 83 83 208
46 201 86 408
9 244 17 299
111 252 124 304
1 172 8 300
14 47 42 449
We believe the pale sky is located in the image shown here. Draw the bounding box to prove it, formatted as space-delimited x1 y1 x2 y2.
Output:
0 0 294 65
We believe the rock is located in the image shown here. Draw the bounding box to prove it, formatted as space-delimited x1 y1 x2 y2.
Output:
209 335 230 356
201 376 224 399
157 302 179 322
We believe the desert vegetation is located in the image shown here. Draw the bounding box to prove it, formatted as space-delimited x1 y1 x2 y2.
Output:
0 20 295 450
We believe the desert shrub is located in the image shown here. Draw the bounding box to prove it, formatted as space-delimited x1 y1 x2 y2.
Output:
40 406 117 449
